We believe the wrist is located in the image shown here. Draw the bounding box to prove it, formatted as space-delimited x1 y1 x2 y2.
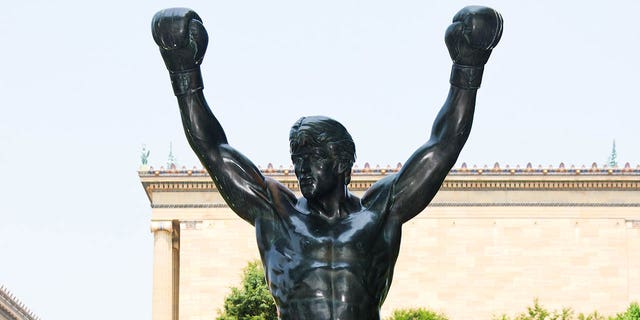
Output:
169 68 203 96
449 64 484 89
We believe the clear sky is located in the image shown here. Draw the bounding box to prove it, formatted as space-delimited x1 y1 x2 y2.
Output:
0 0 638 319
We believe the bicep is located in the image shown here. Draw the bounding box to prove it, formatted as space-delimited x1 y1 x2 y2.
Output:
388 140 459 223
201 144 275 224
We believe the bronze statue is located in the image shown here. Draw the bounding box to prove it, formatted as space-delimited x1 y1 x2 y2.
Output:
152 6 502 319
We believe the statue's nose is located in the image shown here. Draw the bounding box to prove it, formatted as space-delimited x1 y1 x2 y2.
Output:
297 157 313 174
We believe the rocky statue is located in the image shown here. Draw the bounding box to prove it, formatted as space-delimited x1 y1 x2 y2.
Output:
152 6 502 319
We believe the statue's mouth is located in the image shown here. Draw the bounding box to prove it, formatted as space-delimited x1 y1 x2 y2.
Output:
299 177 314 186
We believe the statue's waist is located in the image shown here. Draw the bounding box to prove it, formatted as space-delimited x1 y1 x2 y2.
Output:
285 286 370 302
278 297 379 320
269 265 390 298
292 267 369 293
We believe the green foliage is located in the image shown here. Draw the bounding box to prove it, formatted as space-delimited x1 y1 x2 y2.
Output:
493 300 640 320
612 302 640 320
217 261 277 320
577 311 607 320
491 299 573 320
386 307 449 320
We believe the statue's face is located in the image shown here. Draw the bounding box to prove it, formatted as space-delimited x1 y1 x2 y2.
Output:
291 144 341 200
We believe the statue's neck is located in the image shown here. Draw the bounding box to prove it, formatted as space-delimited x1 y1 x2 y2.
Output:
307 185 357 219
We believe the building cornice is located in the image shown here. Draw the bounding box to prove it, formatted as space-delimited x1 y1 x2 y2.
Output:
139 162 640 206
150 202 640 209
0 285 40 320
139 167 640 193
140 178 640 194
139 162 640 177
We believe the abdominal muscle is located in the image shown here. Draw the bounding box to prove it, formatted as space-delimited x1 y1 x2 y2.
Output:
274 267 379 320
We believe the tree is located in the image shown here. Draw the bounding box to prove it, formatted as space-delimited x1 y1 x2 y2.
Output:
613 302 640 320
387 308 449 320
217 261 277 320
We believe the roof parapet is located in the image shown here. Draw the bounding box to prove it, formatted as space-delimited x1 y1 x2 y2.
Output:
139 162 640 177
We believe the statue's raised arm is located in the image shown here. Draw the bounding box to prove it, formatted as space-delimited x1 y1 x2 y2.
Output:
151 8 280 225
383 6 503 223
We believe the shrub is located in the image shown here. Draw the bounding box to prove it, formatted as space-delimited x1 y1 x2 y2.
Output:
577 311 607 320
216 261 277 320
612 302 640 320
493 300 640 320
491 299 573 320
386 307 449 320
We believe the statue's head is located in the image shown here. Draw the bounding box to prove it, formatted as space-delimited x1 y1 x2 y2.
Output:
289 116 356 199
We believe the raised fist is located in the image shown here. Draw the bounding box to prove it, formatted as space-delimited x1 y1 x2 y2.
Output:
445 6 503 66
152 8 209 72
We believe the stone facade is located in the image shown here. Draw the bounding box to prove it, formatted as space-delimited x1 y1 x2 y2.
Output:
140 163 640 319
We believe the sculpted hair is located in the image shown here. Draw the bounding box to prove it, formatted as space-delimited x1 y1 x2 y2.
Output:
289 116 356 184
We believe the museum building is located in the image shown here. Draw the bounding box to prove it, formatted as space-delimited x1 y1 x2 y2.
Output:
140 162 640 320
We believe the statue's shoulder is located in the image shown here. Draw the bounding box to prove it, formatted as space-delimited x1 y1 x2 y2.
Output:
361 174 395 212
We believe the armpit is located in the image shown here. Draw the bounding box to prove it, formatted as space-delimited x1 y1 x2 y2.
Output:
361 175 395 214
264 177 298 212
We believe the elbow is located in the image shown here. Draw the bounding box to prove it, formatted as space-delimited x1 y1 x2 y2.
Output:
432 130 468 152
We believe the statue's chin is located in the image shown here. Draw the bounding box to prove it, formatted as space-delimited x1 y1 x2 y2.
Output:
301 183 326 202
300 188 314 200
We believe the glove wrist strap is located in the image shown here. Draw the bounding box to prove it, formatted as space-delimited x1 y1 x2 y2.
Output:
170 68 204 96
450 64 484 89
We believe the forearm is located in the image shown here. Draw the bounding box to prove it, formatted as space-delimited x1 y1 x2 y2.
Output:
166 68 229 164
430 66 479 150
436 3 502 146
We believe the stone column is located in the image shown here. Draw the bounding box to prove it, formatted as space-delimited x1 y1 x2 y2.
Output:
151 221 174 320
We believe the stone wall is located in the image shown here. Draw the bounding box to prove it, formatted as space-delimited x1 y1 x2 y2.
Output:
142 168 640 319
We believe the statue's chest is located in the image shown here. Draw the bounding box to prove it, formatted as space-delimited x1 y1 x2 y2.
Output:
257 209 399 303
279 211 385 263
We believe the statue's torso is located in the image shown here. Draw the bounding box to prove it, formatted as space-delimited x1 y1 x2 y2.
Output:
255 190 401 320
